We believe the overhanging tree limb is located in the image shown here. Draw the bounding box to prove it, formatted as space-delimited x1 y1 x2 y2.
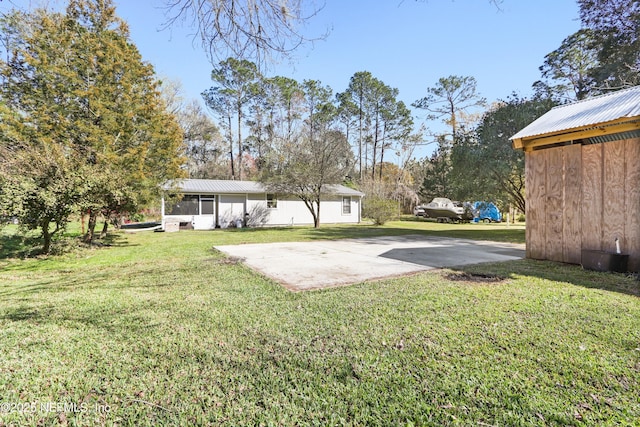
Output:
161 0 329 67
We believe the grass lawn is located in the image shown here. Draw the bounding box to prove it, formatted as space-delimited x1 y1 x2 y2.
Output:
1 220 639 426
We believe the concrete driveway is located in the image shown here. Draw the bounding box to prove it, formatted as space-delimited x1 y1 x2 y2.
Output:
214 235 525 291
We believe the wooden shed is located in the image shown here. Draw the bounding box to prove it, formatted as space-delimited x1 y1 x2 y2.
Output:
511 86 640 272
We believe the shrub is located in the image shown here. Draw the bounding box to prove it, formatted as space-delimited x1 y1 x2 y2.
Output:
363 196 399 225
516 213 526 223
129 212 145 223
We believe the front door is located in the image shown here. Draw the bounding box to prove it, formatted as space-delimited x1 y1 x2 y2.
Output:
193 197 215 229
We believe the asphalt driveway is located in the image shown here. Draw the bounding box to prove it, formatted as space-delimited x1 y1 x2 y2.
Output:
214 234 525 291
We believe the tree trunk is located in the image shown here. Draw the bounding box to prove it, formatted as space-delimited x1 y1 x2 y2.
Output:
101 220 109 238
85 210 98 243
358 96 363 179
42 222 52 254
379 146 385 181
379 130 387 181
302 197 321 228
237 102 243 180
371 108 379 180
314 199 320 228
228 115 235 179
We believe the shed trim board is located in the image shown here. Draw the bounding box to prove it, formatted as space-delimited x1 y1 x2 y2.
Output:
513 119 640 152
162 179 364 229
512 86 640 272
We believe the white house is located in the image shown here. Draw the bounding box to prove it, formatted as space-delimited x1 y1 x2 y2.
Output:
162 179 364 230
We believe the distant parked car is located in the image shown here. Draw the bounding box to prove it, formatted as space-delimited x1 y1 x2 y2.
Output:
413 206 427 217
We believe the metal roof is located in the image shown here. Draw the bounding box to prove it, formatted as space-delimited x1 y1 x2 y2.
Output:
166 179 264 193
511 85 640 141
165 179 364 196
323 184 365 196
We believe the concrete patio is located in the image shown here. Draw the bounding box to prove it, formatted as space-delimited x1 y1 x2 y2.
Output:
214 235 525 291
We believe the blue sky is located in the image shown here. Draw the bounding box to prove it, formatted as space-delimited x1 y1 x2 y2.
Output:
5 0 582 157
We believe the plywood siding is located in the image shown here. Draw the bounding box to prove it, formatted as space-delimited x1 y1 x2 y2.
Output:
602 140 626 253
563 144 582 264
625 138 640 271
525 137 639 271
545 147 564 262
526 151 547 259
581 144 603 251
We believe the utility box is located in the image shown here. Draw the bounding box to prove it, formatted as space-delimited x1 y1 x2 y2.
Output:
164 220 180 233
581 249 629 273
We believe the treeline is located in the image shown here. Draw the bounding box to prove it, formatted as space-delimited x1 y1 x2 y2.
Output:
189 62 419 185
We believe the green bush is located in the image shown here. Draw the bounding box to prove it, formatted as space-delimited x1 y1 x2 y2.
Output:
516 213 526 223
129 212 145 223
363 196 399 225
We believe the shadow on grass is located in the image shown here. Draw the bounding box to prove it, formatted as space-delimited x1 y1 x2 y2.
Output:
1 305 55 321
300 226 414 240
98 232 135 247
0 233 46 259
0 268 114 296
207 225 418 244
455 258 640 297
0 228 137 262
0 258 186 297
134 221 525 246
0 301 159 334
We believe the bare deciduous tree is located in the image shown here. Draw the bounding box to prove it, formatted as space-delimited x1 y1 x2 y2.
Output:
162 0 328 66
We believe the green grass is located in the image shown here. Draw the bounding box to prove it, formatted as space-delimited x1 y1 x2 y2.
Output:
1 222 639 426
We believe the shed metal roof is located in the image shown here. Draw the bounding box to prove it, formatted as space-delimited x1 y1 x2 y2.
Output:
165 179 364 196
511 85 640 142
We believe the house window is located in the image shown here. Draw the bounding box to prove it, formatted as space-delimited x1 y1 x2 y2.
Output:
267 193 278 209
167 195 199 215
201 198 215 215
342 196 351 215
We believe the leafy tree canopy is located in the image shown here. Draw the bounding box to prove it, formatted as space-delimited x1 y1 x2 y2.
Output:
0 0 186 251
535 29 600 101
413 75 486 144
577 0 640 89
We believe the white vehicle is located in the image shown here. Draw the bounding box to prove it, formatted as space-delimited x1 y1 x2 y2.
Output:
413 205 427 217
423 198 473 222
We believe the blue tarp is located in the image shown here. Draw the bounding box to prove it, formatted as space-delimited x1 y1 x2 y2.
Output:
473 201 502 222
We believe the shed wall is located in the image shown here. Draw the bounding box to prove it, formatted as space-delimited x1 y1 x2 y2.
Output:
625 139 640 271
525 138 640 271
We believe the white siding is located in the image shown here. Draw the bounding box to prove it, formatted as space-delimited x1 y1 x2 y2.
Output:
319 195 360 224
192 214 215 229
218 195 246 228
163 192 361 229
245 194 361 226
